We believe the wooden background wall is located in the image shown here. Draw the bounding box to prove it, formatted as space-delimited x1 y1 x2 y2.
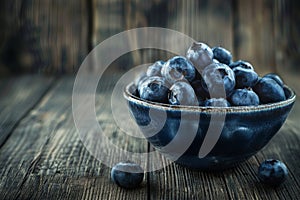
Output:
0 0 299 76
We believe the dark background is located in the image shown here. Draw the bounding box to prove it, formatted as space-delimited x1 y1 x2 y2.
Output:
0 0 299 78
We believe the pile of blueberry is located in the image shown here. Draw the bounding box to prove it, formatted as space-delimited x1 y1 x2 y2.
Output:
135 42 286 107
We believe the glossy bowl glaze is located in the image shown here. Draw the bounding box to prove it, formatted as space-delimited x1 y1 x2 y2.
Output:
124 83 296 170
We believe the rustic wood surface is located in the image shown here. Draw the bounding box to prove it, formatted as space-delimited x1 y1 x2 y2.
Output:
0 75 53 147
0 0 88 74
0 0 299 199
1 0 299 74
0 75 299 200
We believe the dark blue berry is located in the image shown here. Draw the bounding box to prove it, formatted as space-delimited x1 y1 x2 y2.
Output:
138 76 169 103
212 46 233 65
146 60 164 77
204 98 230 107
191 79 210 101
186 42 213 71
161 56 196 84
263 73 284 87
201 63 235 97
213 59 220 64
258 159 288 186
229 89 259 106
168 81 198 106
111 161 144 189
253 77 286 104
233 67 258 88
229 60 254 70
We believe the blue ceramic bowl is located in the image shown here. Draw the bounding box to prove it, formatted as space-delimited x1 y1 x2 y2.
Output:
124 83 296 170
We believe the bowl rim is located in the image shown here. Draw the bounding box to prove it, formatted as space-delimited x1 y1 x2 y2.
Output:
124 82 296 113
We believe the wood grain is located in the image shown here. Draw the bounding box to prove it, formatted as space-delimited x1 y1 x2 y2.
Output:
0 76 148 199
0 75 53 147
1 0 299 74
233 0 277 74
0 74 299 199
0 0 88 74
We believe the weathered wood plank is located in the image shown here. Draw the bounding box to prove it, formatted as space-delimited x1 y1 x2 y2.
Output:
0 76 148 199
93 0 235 72
0 0 88 74
233 0 277 74
273 0 300 73
0 75 53 147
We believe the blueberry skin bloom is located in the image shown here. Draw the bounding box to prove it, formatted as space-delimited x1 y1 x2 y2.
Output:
138 76 169 103
212 46 233 65
111 161 144 189
253 77 286 104
186 42 214 71
161 56 196 84
229 60 254 70
263 73 284 87
204 98 230 107
146 60 164 77
258 159 288 186
201 63 236 97
169 81 198 106
233 67 258 88
229 89 259 106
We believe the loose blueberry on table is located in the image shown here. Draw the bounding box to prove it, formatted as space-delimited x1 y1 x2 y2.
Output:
258 159 288 186
111 161 144 189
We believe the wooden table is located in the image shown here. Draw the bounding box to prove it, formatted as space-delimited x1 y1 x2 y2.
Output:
0 74 299 200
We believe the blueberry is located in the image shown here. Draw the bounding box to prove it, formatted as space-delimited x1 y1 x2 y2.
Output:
146 60 164 77
212 46 233 65
263 73 284 87
258 159 288 186
201 63 236 97
135 72 147 87
229 60 254 70
191 79 210 101
138 76 169 103
111 161 144 189
186 42 213 71
253 77 286 104
233 67 258 88
213 59 220 64
229 88 259 106
161 56 196 84
204 98 230 107
168 81 198 106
